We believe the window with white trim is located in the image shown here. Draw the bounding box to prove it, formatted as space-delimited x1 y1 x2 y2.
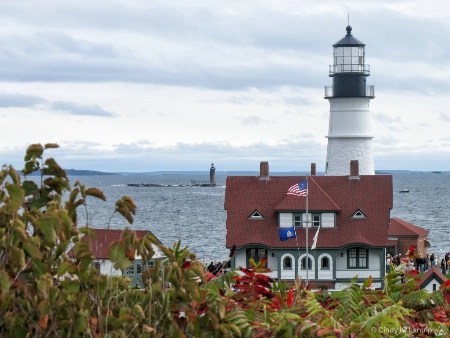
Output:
293 213 302 227
249 210 264 219
311 214 321 227
351 209 367 219
294 213 321 227
321 257 330 270
300 257 312 270
348 248 368 269
283 257 292 270
91 261 101 270
246 248 267 267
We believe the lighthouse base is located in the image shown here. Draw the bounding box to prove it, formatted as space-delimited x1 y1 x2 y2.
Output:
325 137 374 176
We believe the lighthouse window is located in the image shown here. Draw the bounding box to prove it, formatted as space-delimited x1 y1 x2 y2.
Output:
334 46 364 73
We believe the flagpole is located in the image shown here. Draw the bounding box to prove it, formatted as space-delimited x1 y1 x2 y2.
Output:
306 175 309 284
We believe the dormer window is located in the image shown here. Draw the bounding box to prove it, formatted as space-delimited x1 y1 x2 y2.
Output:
293 213 321 227
351 209 367 219
311 214 321 227
249 210 264 219
293 213 302 227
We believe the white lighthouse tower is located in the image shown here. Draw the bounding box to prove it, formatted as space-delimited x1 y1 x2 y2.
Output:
324 26 375 176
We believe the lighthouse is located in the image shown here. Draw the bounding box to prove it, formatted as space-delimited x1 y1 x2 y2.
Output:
324 25 375 176
209 163 217 186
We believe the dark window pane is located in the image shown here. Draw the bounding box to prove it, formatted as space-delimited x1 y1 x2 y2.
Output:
322 257 329 269
284 257 292 269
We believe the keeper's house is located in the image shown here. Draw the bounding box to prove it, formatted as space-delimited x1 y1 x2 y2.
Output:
225 161 429 290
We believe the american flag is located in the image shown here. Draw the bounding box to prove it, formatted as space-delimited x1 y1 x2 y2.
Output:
287 180 308 197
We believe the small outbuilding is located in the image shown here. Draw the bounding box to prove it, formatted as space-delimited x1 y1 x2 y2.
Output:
71 228 165 287
419 266 448 292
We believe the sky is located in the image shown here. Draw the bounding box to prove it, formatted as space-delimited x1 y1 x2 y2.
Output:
1 0 450 172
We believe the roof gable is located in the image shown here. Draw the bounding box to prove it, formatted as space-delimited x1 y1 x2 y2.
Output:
419 267 447 288
78 229 152 259
275 177 340 212
388 218 429 237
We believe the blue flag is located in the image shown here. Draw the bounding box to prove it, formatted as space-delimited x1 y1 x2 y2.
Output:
279 226 296 241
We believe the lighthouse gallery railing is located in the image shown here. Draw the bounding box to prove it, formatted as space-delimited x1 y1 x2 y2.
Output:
324 85 375 98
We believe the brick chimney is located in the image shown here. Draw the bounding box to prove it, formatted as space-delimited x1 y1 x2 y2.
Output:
259 161 269 180
350 160 359 179
311 163 316 176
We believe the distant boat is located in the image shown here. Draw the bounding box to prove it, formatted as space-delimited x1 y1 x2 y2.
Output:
432 171 442 174
399 189 409 193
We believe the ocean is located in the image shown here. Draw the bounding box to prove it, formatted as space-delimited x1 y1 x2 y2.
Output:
62 172 449 263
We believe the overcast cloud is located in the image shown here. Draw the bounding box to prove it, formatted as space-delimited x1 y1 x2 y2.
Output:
1 0 449 172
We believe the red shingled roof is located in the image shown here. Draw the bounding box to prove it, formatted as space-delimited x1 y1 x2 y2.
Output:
275 177 340 211
225 174 393 249
79 229 151 259
388 218 428 237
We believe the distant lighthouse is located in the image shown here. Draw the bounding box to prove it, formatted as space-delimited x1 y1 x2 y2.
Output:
209 163 217 186
324 25 375 176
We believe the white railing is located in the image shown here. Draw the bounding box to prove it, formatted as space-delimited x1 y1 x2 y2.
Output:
324 85 375 98
336 269 380 279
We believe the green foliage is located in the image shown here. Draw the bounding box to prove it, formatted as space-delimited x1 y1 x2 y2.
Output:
0 144 256 337
1 144 450 337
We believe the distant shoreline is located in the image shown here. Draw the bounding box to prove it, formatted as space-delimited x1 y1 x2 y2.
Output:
25 169 449 176
25 169 119 176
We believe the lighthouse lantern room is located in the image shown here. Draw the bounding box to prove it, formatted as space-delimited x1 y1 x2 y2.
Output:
324 25 375 176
